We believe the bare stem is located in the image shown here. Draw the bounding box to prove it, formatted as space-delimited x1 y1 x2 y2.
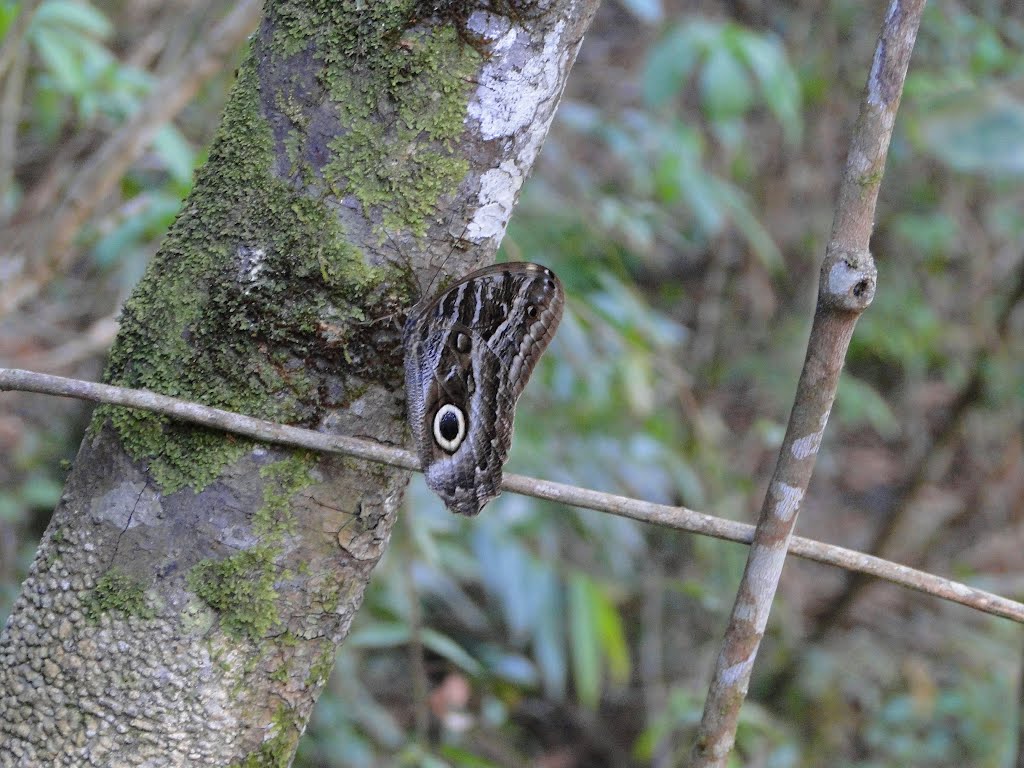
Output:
2 365 1021 626
0 0 264 316
401 512 431 746
0 37 27 215
760 258 1024 700
689 3 927 765
0 0 39 84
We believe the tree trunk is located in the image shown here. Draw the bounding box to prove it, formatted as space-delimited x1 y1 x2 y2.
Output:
0 2 597 764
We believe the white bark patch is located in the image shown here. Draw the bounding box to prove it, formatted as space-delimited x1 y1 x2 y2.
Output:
791 410 830 460
236 245 266 294
465 11 577 243
952 581 971 598
467 16 566 142
744 545 789 633
771 482 804 522
864 0 900 141
791 430 821 460
92 481 162 530
828 258 866 297
467 161 522 242
720 648 757 687
733 600 756 623
867 0 900 107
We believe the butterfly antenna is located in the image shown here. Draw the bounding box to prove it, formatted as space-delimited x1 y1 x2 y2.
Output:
423 215 473 299
382 228 424 302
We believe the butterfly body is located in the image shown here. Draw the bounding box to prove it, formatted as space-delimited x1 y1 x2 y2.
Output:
403 263 564 515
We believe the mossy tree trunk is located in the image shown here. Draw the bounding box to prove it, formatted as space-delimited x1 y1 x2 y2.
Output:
0 2 597 764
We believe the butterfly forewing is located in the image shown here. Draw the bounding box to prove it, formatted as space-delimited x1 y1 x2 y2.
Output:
403 263 564 515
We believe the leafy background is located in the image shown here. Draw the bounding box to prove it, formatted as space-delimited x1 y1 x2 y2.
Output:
1 1 1023 766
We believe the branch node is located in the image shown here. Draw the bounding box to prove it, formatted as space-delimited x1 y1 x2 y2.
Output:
820 245 877 313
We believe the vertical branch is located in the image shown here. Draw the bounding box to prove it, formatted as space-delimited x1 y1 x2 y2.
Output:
0 0 38 212
0 0 264 316
402 513 430 746
785 259 1024 674
1017 636 1024 768
689 2 927 764
0 0 39 83
761 259 1024 701
0 37 27 211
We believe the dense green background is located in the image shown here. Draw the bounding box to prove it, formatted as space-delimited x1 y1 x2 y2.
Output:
2 1 1023 766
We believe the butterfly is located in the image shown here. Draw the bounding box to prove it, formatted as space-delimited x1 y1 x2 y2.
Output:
403 263 564 515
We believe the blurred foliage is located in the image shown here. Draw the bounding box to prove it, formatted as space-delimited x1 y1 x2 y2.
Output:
3 1 1024 767
1 0 205 265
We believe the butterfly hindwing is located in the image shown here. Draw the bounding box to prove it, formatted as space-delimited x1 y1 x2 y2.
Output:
403 263 564 515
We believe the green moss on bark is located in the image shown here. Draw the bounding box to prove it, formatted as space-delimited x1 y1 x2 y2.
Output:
188 546 281 640
256 451 317 538
84 568 154 621
187 452 314 639
271 1 480 234
99 54 383 493
305 644 336 688
99 3 482 494
229 705 302 768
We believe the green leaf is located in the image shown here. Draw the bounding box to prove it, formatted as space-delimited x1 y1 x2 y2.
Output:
592 583 630 685
33 26 81 91
709 176 782 270
914 86 1024 175
438 745 505 768
34 0 112 37
532 565 566 698
618 0 662 24
20 475 63 508
835 374 898 437
92 192 181 267
0 494 22 524
641 27 699 109
736 32 802 144
676 165 724 234
421 629 482 676
700 44 754 121
151 124 196 185
0 2 25 36
473 525 541 642
568 571 602 708
346 621 409 648
397 745 451 768
477 648 538 687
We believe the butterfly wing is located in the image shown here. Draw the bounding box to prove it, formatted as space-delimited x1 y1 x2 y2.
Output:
403 263 564 515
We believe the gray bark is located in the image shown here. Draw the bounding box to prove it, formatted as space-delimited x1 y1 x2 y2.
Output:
0 2 597 765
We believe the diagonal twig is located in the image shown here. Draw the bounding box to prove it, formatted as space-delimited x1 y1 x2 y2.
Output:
0 0 39 84
689 2 927 765
758 255 1024 701
1 366 1021 626
0 0 264 316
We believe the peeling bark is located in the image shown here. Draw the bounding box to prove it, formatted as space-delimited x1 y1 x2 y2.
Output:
0 2 598 764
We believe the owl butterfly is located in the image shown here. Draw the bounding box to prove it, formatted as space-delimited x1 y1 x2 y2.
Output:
403 263 564 515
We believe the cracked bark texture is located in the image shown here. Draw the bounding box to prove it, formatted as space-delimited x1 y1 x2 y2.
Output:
0 2 598 765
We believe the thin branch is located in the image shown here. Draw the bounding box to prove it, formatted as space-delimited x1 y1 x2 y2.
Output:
819 262 1021 614
0 0 39 84
760 257 1024 701
0 36 28 213
1017 636 1024 768
0 0 264 316
690 3 927 765
2 366 1021 626
401 511 431 746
